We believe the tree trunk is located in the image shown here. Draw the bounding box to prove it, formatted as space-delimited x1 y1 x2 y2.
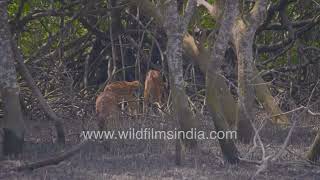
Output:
254 72 289 125
2 88 25 155
164 0 198 165
206 76 240 163
183 34 238 129
231 0 268 143
0 1 25 155
233 26 255 143
167 36 198 146
307 131 320 162
232 19 256 143
107 0 123 82
206 0 240 163
13 44 66 144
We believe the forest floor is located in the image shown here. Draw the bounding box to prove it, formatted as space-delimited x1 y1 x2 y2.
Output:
1 106 320 180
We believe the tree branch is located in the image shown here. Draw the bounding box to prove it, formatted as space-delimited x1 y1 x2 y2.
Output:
182 0 197 32
249 0 268 28
197 0 218 19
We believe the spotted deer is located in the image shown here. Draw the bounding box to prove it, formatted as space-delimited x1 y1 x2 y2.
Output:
95 90 119 131
143 70 166 113
103 80 142 115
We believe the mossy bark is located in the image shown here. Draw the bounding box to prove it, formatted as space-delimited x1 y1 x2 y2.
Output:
204 0 240 161
206 75 239 163
231 0 269 143
183 34 237 129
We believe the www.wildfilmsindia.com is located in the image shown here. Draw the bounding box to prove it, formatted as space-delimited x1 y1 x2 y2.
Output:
80 128 237 141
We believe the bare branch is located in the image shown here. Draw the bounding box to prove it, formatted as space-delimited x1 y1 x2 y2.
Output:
308 109 320 116
263 18 315 31
197 0 218 19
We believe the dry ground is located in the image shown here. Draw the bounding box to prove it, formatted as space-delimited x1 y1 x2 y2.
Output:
1 106 320 180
